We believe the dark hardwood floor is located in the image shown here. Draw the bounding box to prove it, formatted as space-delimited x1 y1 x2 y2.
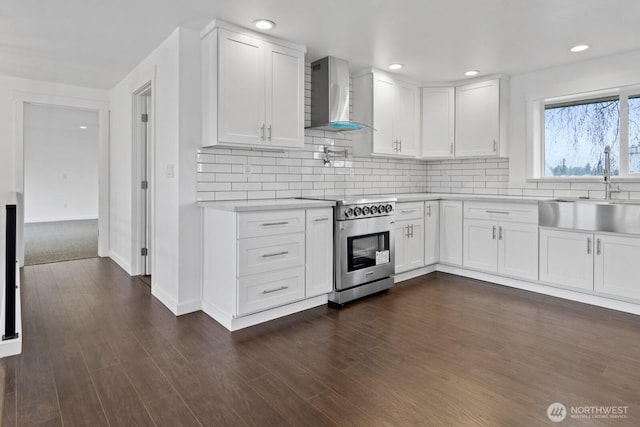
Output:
2 257 640 426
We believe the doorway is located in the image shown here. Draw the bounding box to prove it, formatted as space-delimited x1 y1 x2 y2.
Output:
23 103 100 265
134 84 152 281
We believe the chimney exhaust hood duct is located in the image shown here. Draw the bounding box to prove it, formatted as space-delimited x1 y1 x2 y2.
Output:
307 56 363 132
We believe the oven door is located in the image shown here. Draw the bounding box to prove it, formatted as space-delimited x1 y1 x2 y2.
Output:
335 216 395 290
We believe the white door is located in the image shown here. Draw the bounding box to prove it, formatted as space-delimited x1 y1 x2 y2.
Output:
455 79 499 157
218 29 266 145
539 228 594 290
266 44 304 148
463 219 497 273
424 201 439 265
393 81 419 157
305 209 334 297
439 201 463 266
594 234 640 300
498 222 538 281
373 76 395 155
421 87 455 159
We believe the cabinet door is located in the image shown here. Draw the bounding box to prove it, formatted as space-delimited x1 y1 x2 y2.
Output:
455 79 499 157
217 30 266 145
394 221 410 273
594 234 640 300
421 87 455 158
404 220 425 272
372 76 396 155
539 229 593 290
439 201 463 266
266 44 304 149
498 222 538 281
305 209 333 297
393 81 419 156
463 219 497 272
424 201 439 265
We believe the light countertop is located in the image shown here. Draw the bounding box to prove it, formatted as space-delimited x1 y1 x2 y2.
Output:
198 198 335 212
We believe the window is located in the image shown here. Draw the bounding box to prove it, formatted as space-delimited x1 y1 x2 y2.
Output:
542 90 640 178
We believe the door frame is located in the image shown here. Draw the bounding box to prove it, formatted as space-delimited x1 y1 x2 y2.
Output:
12 91 110 266
132 82 154 277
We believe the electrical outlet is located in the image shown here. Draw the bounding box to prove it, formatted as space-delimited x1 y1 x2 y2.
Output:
244 165 252 177
349 168 355 177
324 138 335 146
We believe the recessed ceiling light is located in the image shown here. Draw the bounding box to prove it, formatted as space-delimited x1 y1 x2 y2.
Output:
570 44 589 52
79 125 87 129
464 70 480 76
253 19 276 30
388 63 404 70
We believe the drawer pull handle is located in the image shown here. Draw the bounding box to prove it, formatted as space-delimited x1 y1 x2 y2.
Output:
262 221 289 227
261 251 289 258
314 217 329 222
401 209 418 214
365 271 375 276
486 210 509 215
263 286 289 294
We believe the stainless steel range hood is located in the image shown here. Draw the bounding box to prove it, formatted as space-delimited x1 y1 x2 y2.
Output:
307 56 363 132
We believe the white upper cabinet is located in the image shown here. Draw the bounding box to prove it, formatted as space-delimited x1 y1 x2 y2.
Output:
201 23 305 149
353 70 420 158
454 78 507 157
421 87 455 159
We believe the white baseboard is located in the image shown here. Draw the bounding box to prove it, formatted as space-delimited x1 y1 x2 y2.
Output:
202 295 328 331
25 216 98 223
151 285 180 315
108 251 132 275
394 264 437 283
176 298 202 316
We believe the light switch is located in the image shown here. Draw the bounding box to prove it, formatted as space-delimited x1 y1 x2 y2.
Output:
166 164 175 178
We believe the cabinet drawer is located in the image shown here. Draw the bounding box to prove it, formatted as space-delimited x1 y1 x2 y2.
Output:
238 209 305 238
238 233 305 276
464 202 538 224
238 267 305 315
395 202 424 221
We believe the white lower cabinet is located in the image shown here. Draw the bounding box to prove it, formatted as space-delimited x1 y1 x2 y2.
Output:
463 202 538 281
439 201 463 265
394 202 425 274
541 229 640 299
594 234 640 300
539 228 595 291
305 208 333 297
424 201 439 265
202 206 333 330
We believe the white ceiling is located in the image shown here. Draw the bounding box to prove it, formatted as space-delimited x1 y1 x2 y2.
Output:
3 0 640 89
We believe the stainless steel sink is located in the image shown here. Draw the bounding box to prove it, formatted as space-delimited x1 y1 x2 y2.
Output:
539 199 640 234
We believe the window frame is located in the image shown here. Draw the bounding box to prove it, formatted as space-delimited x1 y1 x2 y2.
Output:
538 85 640 180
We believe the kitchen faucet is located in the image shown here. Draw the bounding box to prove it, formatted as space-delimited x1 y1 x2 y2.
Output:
603 145 620 200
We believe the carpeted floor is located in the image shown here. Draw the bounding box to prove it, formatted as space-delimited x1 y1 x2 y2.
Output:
24 219 98 265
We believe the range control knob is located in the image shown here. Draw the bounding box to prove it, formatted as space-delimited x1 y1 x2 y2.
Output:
378 204 386 214
370 205 378 214
362 206 370 215
354 206 362 217
344 207 353 218
385 204 393 213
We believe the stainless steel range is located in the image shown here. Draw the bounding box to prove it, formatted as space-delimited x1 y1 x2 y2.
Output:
328 197 396 304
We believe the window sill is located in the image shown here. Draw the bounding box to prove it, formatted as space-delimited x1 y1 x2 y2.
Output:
528 176 640 183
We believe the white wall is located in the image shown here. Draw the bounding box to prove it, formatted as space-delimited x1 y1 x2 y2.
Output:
109 27 201 315
24 104 99 222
